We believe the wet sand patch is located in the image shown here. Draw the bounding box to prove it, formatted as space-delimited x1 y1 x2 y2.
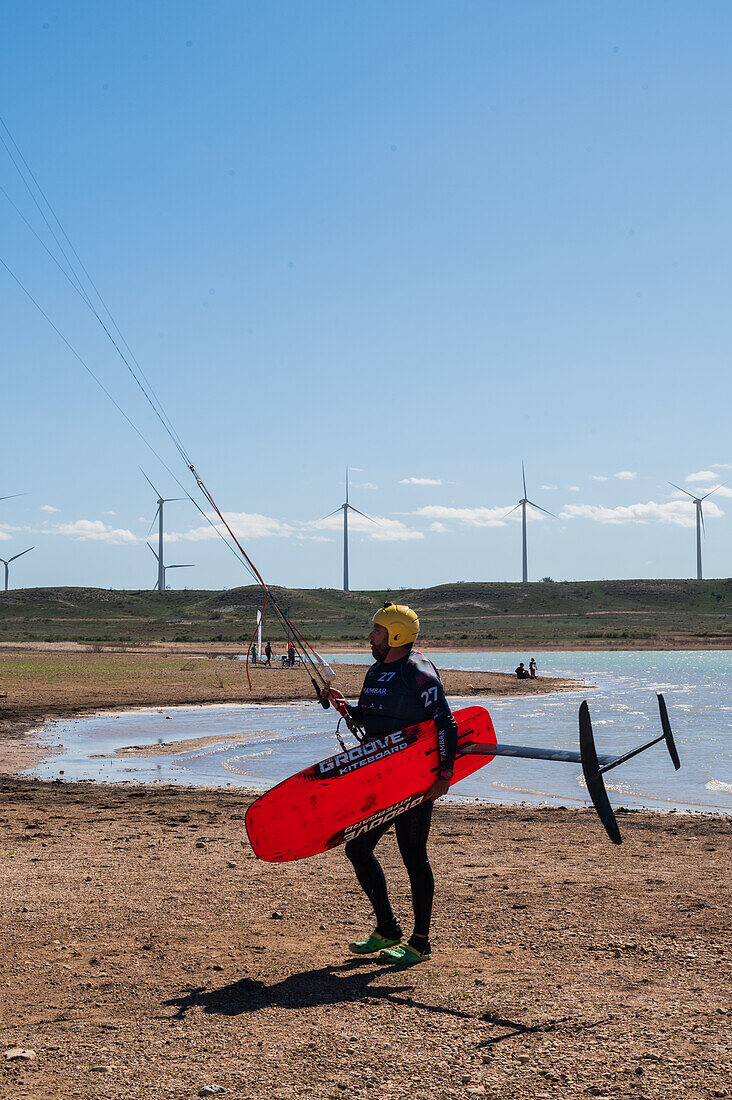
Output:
94 730 272 759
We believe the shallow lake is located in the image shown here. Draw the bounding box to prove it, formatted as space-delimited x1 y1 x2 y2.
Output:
28 649 731 815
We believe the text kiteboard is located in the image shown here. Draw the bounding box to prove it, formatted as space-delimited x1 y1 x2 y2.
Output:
245 705 496 862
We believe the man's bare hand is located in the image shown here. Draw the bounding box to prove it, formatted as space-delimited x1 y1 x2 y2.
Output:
426 777 451 801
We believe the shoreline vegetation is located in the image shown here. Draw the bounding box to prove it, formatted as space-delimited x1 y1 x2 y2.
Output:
0 579 730 649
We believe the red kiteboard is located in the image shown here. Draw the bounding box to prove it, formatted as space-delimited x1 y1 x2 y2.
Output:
245 705 496 862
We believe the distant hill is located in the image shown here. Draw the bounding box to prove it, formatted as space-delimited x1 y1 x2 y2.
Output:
0 580 730 648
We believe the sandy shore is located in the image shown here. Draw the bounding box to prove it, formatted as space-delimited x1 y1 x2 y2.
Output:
0 644 583 776
0 779 729 1099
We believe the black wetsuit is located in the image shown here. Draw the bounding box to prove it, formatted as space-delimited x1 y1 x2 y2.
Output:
344 650 458 943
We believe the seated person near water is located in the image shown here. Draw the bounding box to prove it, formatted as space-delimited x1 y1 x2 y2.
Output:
515 662 531 679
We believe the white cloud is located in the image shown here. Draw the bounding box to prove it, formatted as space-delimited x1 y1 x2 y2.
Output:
168 511 294 543
104 510 117 516
712 463 732 470
354 482 378 491
568 486 581 493
430 522 449 534
615 471 637 481
310 513 423 542
685 470 717 484
56 519 142 545
0 523 25 538
559 499 724 528
414 504 535 528
169 508 424 545
710 486 732 498
41 504 59 513
400 477 443 486
592 475 609 482
0 531 11 542
540 484 558 491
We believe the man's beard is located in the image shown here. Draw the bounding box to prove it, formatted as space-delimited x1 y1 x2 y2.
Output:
371 641 389 661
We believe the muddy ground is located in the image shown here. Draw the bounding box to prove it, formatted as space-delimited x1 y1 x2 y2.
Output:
0 779 729 1100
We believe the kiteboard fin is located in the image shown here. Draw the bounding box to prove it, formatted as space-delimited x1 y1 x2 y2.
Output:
657 692 681 770
579 700 621 845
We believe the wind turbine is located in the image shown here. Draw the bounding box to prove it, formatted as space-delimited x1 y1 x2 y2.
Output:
147 544 194 590
0 546 34 592
505 463 555 583
669 481 722 580
322 466 378 591
141 468 187 592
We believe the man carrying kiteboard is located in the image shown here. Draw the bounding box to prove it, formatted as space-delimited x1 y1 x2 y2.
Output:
325 601 458 966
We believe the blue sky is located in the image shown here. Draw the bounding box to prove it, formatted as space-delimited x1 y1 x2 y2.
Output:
1 1 730 591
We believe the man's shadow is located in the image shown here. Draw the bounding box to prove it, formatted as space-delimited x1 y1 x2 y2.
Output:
163 957 479 1021
164 959 580 1049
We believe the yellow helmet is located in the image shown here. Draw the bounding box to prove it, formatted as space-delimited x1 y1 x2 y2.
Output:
372 601 420 647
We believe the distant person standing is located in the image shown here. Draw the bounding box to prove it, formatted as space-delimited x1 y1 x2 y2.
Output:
251 642 257 664
529 657 537 679
265 641 272 668
288 643 296 668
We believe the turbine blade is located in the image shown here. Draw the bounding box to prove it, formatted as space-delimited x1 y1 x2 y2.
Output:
162 497 187 503
700 503 706 537
8 546 34 564
526 500 557 519
503 504 522 520
0 492 27 502
347 505 382 526
166 564 194 569
669 482 695 500
146 504 161 537
522 461 527 499
345 465 349 506
147 543 159 561
701 482 725 501
320 506 343 521
139 466 162 497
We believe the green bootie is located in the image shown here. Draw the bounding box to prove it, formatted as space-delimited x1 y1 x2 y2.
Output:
349 931 402 955
380 940 432 966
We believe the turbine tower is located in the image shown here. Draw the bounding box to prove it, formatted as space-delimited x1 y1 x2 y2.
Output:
504 463 555 583
147 544 194 590
322 466 377 591
669 481 722 580
0 546 34 592
141 468 186 592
